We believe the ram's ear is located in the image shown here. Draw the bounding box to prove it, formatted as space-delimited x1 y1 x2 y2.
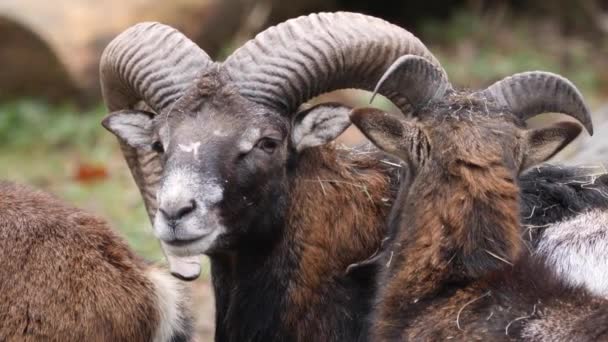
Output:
349 107 412 156
521 121 582 171
291 103 352 152
102 110 155 149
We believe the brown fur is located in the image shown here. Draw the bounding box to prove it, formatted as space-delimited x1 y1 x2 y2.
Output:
285 145 395 336
0 181 191 341
198 142 401 342
360 94 608 341
373 119 524 340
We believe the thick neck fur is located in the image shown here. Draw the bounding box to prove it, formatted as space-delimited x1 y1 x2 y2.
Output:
371 141 608 340
207 143 608 341
373 155 522 339
210 144 397 341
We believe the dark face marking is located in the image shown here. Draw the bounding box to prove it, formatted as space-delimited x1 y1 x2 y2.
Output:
149 77 290 258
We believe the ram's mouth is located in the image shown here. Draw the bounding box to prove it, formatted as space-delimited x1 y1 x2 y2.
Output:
163 235 206 248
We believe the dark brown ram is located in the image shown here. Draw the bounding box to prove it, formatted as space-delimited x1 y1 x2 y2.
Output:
350 55 608 341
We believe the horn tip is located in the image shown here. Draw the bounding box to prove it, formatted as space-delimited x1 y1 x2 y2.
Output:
101 115 113 131
369 93 378 104
583 107 594 135
586 122 594 136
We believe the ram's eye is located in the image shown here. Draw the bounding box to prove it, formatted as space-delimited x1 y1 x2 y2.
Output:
151 141 164 154
256 138 279 154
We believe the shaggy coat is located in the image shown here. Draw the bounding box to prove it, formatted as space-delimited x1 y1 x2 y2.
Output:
210 145 398 341
210 142 608 341
520 165 608 242
351 97 608 341
0 181 192 342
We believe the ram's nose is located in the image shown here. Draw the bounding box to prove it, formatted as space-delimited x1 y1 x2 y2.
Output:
159 198 196 225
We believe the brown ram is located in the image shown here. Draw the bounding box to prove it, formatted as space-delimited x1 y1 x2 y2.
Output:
350 55 607 341
0 181 192 341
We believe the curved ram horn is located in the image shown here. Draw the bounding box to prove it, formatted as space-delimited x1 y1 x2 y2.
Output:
100 22 213 221
370 55 451 112
477 71 593 135
223 12 446 116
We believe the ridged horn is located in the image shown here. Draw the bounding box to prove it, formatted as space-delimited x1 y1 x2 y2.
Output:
477 71 593 135
370 55 451 111
223 12 446 115
100 22 213 220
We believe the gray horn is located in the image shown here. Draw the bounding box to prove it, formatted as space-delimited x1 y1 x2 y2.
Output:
477 71 593 135
370 55 451 112
224 12 447 115
100 22 213 219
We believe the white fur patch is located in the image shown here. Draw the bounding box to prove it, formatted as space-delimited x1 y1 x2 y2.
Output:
160 169 199 210
178 141 201 160
536 209 608 297
238 128 260 153
213 129 228 137
148 267 189 342
159 125 171 151
158 168 224 214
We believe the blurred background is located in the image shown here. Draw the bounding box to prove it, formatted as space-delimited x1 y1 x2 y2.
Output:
2 0 608 339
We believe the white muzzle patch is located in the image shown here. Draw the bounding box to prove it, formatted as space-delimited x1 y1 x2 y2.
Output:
155 168 226 274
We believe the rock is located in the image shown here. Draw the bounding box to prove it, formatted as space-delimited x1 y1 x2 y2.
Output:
0 0 255 103
0 16 80 102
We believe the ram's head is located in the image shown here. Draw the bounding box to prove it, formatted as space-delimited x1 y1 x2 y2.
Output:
350 55 592 277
